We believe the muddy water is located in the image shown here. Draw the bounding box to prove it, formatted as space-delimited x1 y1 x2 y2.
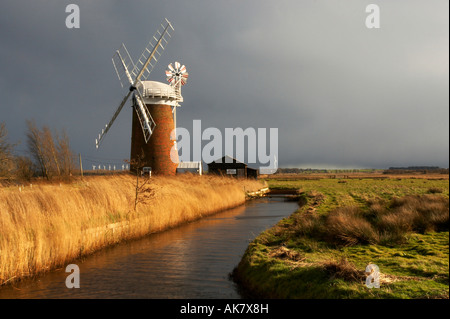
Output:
0 197 298 299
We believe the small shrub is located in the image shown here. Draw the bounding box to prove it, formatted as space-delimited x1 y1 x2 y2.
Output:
325 206 379 246
377 194 449 242
15 156 35 182
322 258 365 282
294 212 323 238
427 187 443 194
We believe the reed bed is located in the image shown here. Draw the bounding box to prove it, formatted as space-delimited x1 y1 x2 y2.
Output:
0 174 264 285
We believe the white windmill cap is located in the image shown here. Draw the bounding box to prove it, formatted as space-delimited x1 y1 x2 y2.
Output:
139 80 182 105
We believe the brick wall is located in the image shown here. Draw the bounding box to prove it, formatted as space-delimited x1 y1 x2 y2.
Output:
130 103 179 175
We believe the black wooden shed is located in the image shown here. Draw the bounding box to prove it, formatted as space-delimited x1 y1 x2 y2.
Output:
207 156 259 179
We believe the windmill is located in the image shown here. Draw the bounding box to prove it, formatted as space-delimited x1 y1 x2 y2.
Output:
95 19 188 175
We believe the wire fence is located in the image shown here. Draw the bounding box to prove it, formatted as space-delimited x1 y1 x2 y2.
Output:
12 148 132 176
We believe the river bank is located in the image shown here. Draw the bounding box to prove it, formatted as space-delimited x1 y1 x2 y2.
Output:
0 174 264 286
232 176 449 299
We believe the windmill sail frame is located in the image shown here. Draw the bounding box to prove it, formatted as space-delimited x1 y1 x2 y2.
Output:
95 18 174 149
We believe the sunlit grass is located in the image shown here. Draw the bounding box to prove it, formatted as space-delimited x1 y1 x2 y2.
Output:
266 177 449 214
233 175 449 299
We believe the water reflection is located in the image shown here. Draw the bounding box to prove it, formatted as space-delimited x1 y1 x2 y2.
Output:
0 197 298 299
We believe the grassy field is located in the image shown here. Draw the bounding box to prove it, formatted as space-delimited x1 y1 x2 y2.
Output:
0 174 264 286
233 174 449 299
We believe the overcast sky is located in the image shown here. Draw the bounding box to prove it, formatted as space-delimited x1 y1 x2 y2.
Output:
0 0 448 169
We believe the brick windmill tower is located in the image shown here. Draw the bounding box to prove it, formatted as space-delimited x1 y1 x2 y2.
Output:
94 19 188 175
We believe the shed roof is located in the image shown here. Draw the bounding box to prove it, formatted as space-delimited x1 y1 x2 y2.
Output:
208 155 247 165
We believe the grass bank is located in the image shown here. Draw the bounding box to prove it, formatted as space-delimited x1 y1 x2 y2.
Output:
0 174 264 285
233 176 449 299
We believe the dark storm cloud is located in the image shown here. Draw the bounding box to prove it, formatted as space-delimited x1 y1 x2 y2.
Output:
0 0 448 169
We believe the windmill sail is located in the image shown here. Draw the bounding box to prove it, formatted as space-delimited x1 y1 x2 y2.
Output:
131 19 174 83
133 91 156 143
95 18 173 149
112 43 135 88
96 90 133 148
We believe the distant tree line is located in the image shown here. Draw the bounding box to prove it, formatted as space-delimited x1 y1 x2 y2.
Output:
383 167 448 175
0 120 75 182
274 167 449 175
388 166 441 170
274 168 375 174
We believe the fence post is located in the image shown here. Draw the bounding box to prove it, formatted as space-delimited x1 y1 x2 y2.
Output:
79 153 83 179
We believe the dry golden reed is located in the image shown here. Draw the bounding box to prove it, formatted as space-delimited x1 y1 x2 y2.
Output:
0 174 264 285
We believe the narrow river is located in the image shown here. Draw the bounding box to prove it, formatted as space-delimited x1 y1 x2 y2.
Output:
0 197 298 299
